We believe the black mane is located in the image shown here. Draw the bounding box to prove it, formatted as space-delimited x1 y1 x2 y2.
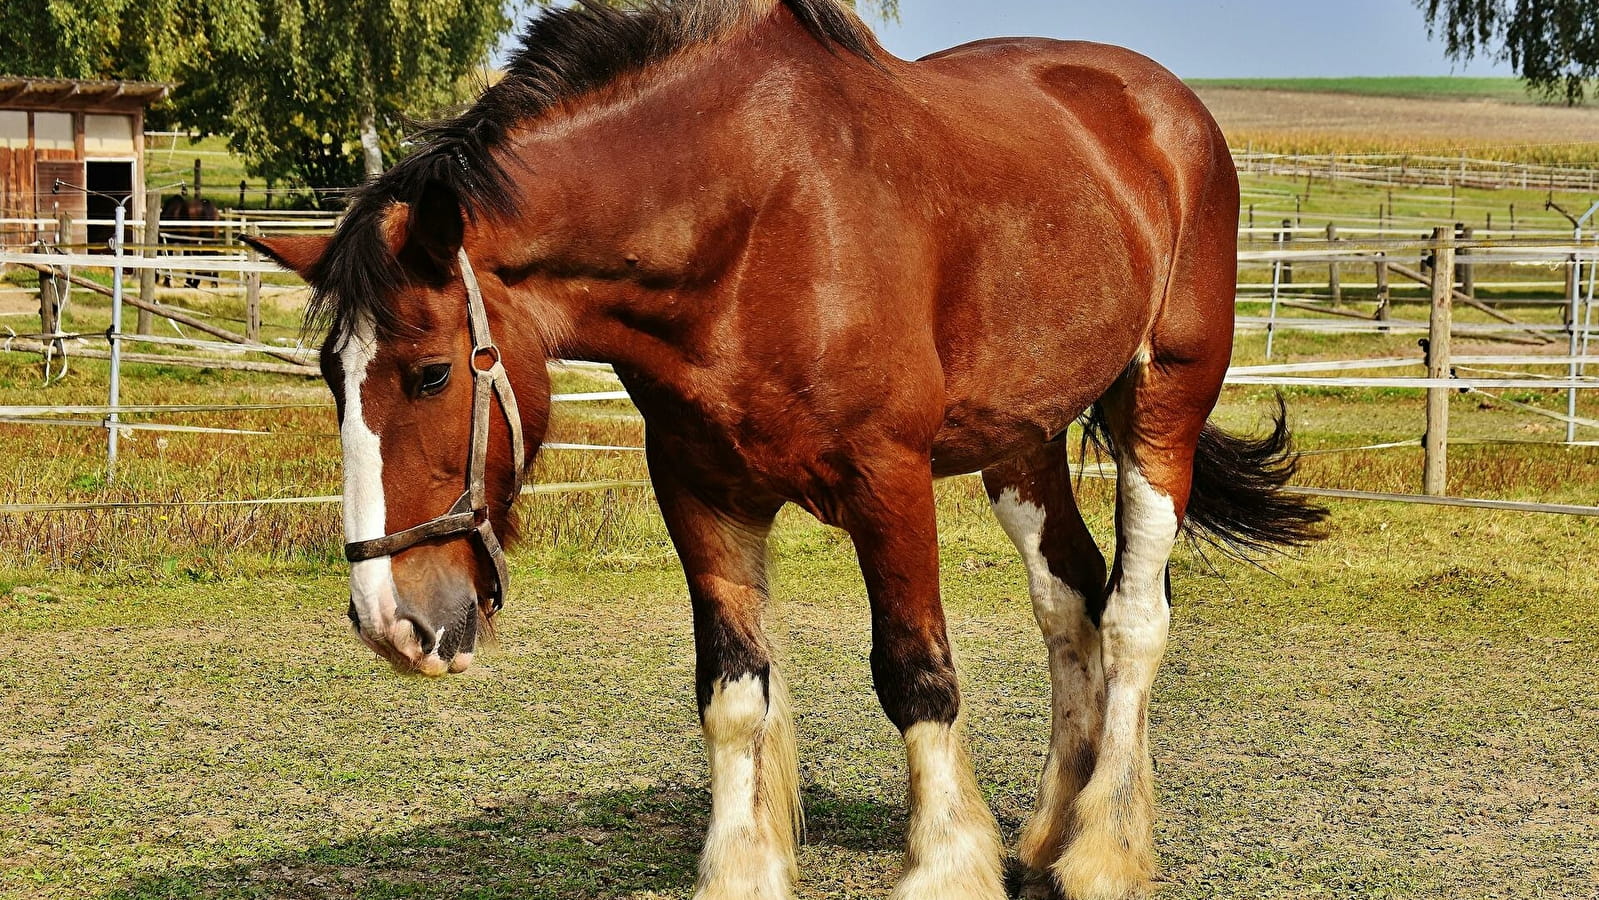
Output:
310 0 878 341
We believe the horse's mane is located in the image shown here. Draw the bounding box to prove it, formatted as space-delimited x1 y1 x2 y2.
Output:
310 0 878 341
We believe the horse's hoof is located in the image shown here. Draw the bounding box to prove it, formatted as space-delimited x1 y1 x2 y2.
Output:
1006 858 1064 900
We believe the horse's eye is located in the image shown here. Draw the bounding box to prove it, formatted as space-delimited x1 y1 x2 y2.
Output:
418 363 452 396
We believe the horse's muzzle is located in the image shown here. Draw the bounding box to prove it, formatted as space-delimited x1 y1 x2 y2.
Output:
348 592 480 677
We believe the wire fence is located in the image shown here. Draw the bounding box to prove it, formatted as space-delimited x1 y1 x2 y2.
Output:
2 184 1597 519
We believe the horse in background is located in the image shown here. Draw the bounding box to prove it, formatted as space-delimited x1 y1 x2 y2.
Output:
157 191 220 288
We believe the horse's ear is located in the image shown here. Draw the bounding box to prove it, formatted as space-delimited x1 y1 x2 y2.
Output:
244 235 330 282
392 180 464 283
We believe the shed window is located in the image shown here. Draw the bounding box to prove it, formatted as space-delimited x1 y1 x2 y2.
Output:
34 112 72 150
0 111 26 149
85 114 135 154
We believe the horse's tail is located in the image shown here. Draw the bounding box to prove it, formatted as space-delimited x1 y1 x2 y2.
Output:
1081 393 1326 559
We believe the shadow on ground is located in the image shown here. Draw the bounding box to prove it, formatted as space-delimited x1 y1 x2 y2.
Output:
97 785 905 900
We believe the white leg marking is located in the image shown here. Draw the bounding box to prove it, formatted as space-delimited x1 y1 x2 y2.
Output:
697 673 798 900
990 488 1105 887
892 721 1004 900
338 317 399 636
1056 460 1176 900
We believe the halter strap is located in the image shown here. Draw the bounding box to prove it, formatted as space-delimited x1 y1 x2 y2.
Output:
343 248 525 612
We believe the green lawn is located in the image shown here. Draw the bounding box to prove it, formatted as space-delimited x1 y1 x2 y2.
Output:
2 291 1597 897
2 475 1595 899
1187 76 1551 104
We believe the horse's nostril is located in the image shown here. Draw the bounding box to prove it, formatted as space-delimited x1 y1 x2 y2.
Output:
346 598 361 630
403 615 439 655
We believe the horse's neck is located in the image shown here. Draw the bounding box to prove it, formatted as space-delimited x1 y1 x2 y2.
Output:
496 16 869 377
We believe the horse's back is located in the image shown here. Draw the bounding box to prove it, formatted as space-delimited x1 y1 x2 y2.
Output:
910 37 1229 208
890 39 1237 472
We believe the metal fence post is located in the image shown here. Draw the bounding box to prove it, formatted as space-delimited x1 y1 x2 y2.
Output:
1266 227 1284 359
107 203 126 483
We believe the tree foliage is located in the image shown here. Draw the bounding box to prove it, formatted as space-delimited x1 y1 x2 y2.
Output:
180 0 510 202
0 0 509 204
1417 0 1599 103
3 0 901 202
0 0 255 82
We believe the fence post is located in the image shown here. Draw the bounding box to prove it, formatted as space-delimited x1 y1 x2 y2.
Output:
1325 222 1340 303
38 267 58 339
1567 220 1588 444
1375 254 1390 328
245 224 262 344
1457 223 1474 299
106 203 126 483
53 211 73 320
1565 248 1580 323
138 188 160 334
1281 219 1294 285
1267 228 1285 359
1424 226 1454 497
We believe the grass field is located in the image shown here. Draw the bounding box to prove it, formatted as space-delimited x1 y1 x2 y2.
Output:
4 77 1597 900
2 273 1597 898
1188 77 1548 104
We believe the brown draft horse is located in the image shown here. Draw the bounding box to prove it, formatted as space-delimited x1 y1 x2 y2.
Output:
158 191 220 288
250 2 1325 897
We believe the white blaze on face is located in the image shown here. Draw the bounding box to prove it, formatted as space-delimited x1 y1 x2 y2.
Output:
339 315 399 633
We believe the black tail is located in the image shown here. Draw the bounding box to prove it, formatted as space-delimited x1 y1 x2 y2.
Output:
1080 394 1327 559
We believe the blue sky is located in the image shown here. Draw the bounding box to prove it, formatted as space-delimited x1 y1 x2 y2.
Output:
497 2 1518 78
860 0 1514 77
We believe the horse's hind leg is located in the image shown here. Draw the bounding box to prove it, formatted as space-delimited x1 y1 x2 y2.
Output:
1054 349 1224 900
982 441 1106 899
650 456 800 900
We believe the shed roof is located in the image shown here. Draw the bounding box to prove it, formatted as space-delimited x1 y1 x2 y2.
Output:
0 77 171 112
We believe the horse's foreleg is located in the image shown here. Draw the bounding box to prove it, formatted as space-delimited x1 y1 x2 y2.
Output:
651 461 798 900
983 442 1107 899
842 462 1004 900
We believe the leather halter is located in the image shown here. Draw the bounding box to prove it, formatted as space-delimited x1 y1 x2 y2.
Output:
343 249 526 612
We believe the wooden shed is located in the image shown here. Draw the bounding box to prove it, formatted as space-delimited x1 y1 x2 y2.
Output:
0 76 172 249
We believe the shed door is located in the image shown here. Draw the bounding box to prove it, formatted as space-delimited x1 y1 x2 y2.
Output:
35 160 87 245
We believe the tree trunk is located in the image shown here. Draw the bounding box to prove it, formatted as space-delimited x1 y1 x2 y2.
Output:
359 100 383 177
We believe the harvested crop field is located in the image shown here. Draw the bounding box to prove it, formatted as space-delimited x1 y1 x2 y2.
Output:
1193 87 1599 161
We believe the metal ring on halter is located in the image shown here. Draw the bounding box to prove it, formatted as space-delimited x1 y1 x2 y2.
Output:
342 248 526 613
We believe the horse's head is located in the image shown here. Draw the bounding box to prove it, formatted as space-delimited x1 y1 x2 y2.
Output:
249 182 550 676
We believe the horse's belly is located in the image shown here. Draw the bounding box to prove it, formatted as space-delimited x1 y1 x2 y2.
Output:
930 388 1094 476
930 307 1152 476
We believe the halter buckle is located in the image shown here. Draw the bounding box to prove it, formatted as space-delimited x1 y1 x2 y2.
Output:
472 343 501 372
